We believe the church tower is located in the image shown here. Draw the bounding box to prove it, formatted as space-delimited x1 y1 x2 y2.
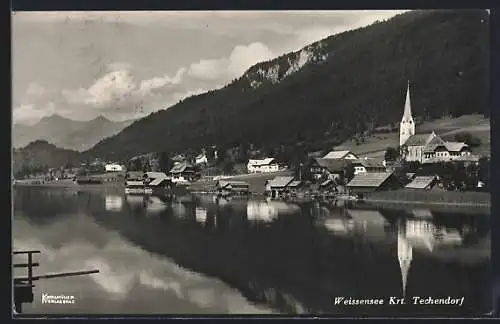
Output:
399 81 415 146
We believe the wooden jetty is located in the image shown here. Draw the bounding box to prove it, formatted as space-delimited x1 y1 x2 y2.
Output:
13 250 99 314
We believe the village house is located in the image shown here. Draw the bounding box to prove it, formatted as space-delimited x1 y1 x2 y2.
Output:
309 158 351 181
195 152 208 165
351 158 387 175
346 172 401 197
144 171 171 189
405 176 439 190
399 82 472 164
105 163 124 172
247 158 279 173
216 180 250 196
169 161 199 183
286 180 304 196
265 176 295 198
322 150 359 160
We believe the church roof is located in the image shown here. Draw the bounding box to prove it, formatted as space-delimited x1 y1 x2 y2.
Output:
403 134 431 146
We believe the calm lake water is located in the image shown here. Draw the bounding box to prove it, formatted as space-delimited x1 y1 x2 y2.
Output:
12 186 491 316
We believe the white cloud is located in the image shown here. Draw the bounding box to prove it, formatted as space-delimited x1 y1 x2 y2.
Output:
138 67 186 95
13 102 58 123
187 42 275 81
25 82 47 97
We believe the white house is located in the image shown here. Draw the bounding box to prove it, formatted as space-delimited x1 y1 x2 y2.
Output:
195 153 208 165
323 150 359 160
247 158 279 173
105 164 124 172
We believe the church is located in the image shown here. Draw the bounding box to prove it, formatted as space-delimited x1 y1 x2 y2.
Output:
398 82 471 164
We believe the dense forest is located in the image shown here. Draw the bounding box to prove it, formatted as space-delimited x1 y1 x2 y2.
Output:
81 10 488 162
13 140 81 178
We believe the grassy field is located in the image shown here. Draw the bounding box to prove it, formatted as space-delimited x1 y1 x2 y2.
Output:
335 114 490 158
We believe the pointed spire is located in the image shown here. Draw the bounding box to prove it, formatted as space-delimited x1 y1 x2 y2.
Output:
402 80 413 121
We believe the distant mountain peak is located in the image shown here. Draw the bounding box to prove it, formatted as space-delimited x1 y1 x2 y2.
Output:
92 115 111 122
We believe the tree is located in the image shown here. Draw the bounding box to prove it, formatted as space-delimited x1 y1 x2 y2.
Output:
384 146 399 162
158 152 173 173
221 160 234 175
344 164 355 184
454 132 482 147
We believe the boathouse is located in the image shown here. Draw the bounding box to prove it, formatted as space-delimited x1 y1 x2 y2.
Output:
346 172 400 197
405 176 438 190
265 176 295 198
216 180 250 195
169 161 199 183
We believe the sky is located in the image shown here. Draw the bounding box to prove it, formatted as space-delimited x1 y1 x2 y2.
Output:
12 10 406 125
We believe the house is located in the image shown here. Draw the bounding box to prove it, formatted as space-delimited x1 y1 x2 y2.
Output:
322 150 359 160
105 163 124 172
144 171 171 188
172 154 186 163
265 176 295 198
247 158 279 173
398 82 472 164
126 171 145 181
351 158 387 175
169 161 199 183
309 158 350 181
195 153 208 165
216 180 250 195
405 176 438 190
286 180 304 195
319 179 338 194
346 172 401 197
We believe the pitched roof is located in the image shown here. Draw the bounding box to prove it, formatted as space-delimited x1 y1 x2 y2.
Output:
288 180 302 188
352 158 385 169
322 150 356 159
145 172 168 179
445 142 469 152
405 176 437 189
320 179 333 187
268 176 295 188
170 161 195 173
218 180 249 188
454 154 481 162
248 158 275 166
347 172 394 188
314 158 350 172
403 134 432 146
149 177 169 186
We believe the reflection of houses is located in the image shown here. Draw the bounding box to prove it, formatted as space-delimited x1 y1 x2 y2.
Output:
309 158 350 181
351 158 387 175
322 150 359 160
216 180 250 196
405 176 438 190
346 172 400 197
195 207 208 224
247 158 279 173
145 196 168 214
399 82 472 163
246 201 279 222
345 209 389 236
265 176 295 198
169 161 199 183
105 195 123 212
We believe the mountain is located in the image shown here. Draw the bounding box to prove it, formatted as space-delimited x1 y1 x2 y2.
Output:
85 10 490 161
13 114 135 151
13 140 82 177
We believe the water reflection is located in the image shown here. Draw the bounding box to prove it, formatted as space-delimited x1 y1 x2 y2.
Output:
13 187 491 316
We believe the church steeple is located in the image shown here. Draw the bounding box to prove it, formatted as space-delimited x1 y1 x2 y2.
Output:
399 81 416 146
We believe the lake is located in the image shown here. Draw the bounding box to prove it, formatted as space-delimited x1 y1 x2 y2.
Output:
12 186 492 316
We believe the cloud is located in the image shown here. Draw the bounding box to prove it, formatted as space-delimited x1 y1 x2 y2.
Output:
188 42 275 81
25 82 47 97
13 103 58 122
138 67 186 95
